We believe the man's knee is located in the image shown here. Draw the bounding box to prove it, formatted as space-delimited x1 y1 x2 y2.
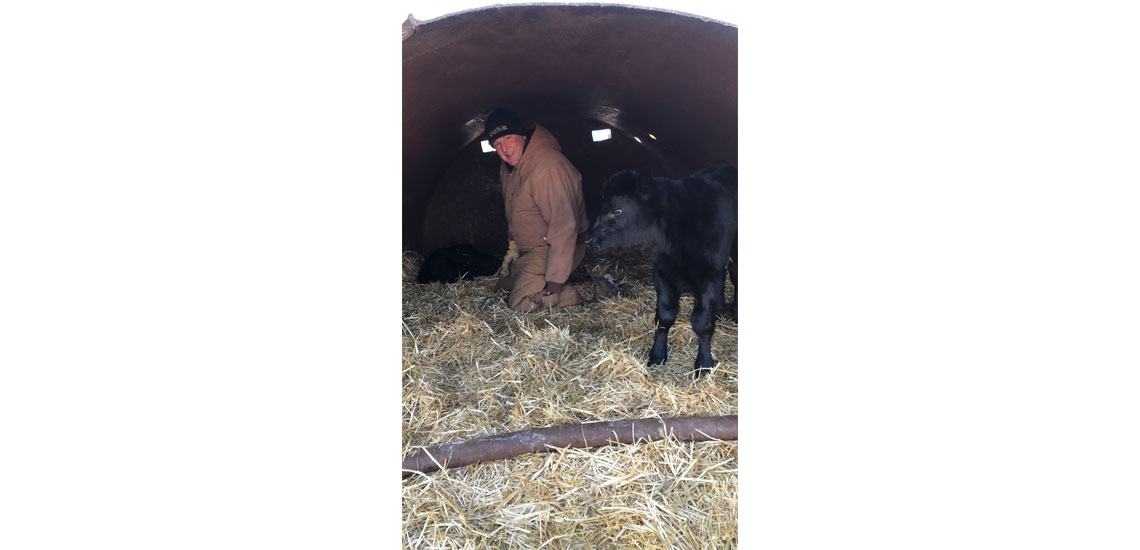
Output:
496 273 516 292
509 291 544 312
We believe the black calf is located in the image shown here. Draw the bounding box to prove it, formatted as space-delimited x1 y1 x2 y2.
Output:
586 162 737 378
417 243 502 284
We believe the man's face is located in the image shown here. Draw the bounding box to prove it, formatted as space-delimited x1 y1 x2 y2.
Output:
492 134 526 167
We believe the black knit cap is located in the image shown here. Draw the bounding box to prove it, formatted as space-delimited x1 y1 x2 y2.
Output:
484 108 527 146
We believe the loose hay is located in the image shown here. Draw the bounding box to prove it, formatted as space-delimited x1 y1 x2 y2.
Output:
402 249 738 549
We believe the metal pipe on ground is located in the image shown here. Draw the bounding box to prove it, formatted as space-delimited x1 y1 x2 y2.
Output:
402 415 738 478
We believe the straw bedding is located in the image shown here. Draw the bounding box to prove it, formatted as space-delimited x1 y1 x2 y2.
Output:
402 249 738 549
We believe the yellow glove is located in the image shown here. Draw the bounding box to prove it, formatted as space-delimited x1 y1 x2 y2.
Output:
499 239 520 277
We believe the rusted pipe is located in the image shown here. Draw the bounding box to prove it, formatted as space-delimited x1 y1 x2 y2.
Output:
402 415 737 478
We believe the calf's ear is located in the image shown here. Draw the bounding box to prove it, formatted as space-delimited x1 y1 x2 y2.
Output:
635 167 653 200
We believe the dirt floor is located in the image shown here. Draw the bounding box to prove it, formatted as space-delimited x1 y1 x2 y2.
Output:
402 249 738 549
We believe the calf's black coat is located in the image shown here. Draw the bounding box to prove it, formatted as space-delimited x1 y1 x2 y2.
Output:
586 162 737 378
417 242 502 284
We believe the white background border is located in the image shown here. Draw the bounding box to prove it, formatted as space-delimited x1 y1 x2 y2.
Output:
2 1 1137 547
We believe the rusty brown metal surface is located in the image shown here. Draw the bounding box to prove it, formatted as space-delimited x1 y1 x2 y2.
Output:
402 4 736 253
402 415 739 477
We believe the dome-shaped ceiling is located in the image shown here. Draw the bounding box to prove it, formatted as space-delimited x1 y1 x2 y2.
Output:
403 4 737 255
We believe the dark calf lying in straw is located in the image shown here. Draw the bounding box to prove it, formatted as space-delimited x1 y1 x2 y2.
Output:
417 242 502 284
586 162 738 379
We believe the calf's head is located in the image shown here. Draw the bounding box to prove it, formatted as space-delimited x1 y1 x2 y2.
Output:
586 168 662 253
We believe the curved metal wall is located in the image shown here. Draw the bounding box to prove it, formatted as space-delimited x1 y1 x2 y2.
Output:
402 4 737 254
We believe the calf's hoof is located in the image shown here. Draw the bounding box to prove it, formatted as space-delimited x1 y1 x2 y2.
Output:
647 350 668 366
693 355 715 379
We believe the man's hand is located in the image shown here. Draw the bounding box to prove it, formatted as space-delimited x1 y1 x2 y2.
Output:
541 281 564 296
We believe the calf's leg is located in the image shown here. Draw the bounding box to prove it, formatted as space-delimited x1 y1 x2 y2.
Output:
649 277 678 366
691 278 723 378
